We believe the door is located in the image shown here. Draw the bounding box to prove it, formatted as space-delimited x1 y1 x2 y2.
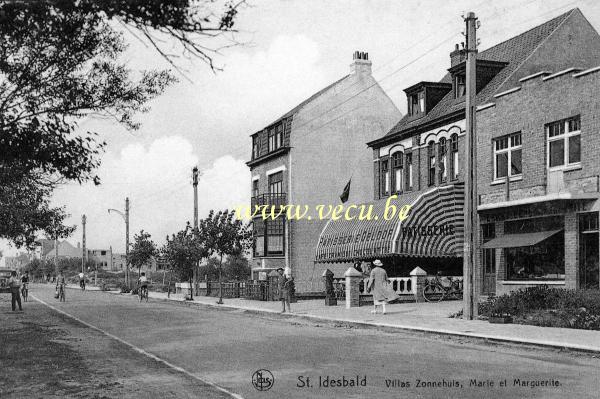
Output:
579 232 599 289
482 248 496 295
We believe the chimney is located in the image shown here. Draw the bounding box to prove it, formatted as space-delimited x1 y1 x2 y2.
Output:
350 50 372 76
450 43 466 67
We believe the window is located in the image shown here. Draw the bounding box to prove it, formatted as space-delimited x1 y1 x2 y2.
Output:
391 152 403 193
450 134 459 180
268 172 283 195
252 135 261 159
546 116 581 169
439 138 448 183
253 218 285 257
408 91 425 116
405 152 413 191
100 250 106 256
266 218 284 255
493 132 522 180
380 159 390 197
252 179 259 198
579 212 599 233
428 141 436 186
253 218 265 257
481 223 496 276
455 75 466 98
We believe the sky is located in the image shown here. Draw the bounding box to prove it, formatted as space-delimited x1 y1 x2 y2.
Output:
3 0 600 258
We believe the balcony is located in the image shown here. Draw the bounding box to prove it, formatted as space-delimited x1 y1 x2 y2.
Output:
251 193 287 209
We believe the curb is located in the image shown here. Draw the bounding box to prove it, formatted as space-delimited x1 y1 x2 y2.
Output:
97 289 600 354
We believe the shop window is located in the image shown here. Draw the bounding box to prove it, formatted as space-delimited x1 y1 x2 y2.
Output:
547 116 581 169
504 216 565 281
391 152 403 193
428 141 436 186
439 138 448 183
450 134 459 180
493 132 522 181
505 232 564 280
405 152 413 191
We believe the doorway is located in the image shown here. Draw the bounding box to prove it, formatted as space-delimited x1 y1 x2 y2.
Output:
579 212 599 289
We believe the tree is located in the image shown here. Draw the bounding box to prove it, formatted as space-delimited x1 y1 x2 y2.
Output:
203 210 251 304
161 223 209 300
129 230 158 280
223 253 250 280
0 0 245 248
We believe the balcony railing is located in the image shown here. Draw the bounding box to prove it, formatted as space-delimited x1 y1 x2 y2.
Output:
251 193 287 208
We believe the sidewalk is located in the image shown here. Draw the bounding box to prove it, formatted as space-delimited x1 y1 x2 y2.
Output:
66 284 600 353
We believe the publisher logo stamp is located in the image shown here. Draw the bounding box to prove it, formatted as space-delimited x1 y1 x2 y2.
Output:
252 369 274 391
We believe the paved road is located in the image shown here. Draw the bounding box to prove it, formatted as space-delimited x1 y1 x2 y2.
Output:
29 284 600 399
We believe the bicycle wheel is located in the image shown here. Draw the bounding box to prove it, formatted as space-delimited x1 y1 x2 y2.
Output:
423 282 444 302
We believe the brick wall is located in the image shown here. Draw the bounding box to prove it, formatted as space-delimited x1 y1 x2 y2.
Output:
477 70 600 204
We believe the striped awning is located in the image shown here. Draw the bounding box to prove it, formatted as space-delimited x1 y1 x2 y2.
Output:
315 184 465 263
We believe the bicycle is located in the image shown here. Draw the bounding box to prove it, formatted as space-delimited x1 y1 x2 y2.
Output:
422 273 463 302
21 283 28 302
139 285 148 302
58 284 66 302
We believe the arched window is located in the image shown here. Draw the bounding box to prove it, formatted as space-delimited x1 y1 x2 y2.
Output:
428 141 436 186
391 152 403 193
450 133 459 180
439 137 448 183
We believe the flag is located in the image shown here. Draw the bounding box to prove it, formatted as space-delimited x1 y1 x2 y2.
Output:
339 179 351 203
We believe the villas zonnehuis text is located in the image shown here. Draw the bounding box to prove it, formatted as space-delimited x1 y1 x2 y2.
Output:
235 194 412 221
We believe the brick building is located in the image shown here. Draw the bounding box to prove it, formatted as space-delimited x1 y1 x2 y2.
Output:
247 51 401 292
477 66 600 295
315 9 600 290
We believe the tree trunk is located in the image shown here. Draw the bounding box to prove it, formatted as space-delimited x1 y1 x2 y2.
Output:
167 268 173 298
189 268 194 300
217 254 223 304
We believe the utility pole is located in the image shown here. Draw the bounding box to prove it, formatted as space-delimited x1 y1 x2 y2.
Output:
192 166 199 299
108 197 130 288
81 215 87 274
463 11 479 320
125 197 130 288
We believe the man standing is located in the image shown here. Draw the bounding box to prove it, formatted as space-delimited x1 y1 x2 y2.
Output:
8 271 23 312
277 268 291 313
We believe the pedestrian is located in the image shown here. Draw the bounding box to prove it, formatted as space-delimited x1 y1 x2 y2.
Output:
8 271 23 312
367 259 398 315
277 268 291 313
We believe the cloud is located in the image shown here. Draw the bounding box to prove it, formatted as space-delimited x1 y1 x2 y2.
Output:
50 136 249 253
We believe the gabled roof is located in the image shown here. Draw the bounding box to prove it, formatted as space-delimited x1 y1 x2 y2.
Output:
253 74 350 135
374 8 575 145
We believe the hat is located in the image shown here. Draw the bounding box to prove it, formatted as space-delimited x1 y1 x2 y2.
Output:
276 267 284 272
373 259 383 267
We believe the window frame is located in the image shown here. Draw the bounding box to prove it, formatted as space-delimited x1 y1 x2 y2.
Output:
405 152 413 191
391 151 403 194
438 137 448 183
252 135 261 159
493 132 522 183
450 134 459 180
546 116 581 171
454 74 466 98
380 159 390 197
428 141 436 186
253 217 285 257
408 91 425 116
268 172 283 195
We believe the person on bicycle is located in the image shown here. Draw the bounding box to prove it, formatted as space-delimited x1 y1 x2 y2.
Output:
78 271 86 290
20 271 29 297
138 272 148 296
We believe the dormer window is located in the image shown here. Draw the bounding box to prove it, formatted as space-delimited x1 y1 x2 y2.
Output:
252 135 261 159
454 75 466 98
409 91 424 116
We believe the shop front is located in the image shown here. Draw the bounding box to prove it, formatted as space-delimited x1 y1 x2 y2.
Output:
478 196 600 296
314 184 465 278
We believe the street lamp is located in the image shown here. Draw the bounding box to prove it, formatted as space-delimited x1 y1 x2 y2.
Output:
108 197 130 288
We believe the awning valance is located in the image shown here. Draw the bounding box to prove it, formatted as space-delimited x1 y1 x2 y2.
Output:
315 184 465 263
482 229 562 249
